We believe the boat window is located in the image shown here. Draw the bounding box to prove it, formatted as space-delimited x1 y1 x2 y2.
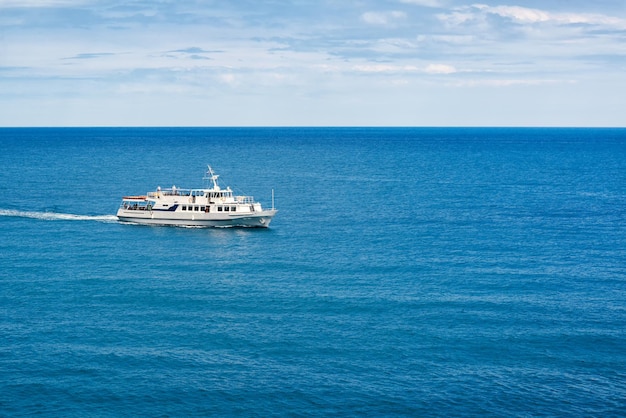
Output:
217 206 223 212
194 206 199 211
231 206 236 212
200 206 205 212
225 206 230 211
182 205 187 211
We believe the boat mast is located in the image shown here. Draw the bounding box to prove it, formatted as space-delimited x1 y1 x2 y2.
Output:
203 165 220 190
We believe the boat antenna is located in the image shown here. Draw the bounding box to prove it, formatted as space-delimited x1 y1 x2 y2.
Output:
203 165 220 190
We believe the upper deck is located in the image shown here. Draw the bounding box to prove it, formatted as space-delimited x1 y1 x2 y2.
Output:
146 187 253 204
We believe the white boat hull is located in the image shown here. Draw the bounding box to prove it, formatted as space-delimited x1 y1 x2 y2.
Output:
117 209 277 228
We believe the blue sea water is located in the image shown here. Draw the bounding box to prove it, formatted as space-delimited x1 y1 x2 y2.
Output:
1 127 626 416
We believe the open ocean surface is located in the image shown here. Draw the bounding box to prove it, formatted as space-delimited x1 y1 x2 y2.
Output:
1 127 626 416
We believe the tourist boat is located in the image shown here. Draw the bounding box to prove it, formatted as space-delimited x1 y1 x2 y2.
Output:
117 165 277 228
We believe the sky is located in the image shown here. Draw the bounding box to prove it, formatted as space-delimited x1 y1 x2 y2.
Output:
1 0 625 126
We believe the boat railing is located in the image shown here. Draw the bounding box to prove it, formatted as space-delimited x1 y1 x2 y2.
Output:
146 190 255 204
147 188 193 198
236 196 255 204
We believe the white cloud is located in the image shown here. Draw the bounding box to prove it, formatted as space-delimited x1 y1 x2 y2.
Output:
442 4 626 28
473 4 550 23
437 10 475 26
361 11 406 25
0 0 92 7
451 78 577 87
352 63 456 75
220 74 237 85
424 63 457 74
398 0 443 7
353 64 408 73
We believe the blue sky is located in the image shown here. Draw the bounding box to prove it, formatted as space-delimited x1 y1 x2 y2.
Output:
1 0 625 126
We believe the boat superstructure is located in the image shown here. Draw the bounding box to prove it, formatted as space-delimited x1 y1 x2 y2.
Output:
117 165 277 228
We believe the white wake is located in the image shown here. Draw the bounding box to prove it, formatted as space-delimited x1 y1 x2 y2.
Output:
0 209 118 223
